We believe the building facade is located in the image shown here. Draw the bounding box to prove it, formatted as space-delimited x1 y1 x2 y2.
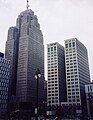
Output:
65 38 90 113
5 27 19 97
47 42 66 106
85 84 93 118
0 53 10 114
16 9 44 106
5 8 44 110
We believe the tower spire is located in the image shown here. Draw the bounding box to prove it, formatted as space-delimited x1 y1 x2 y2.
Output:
27 0 30 9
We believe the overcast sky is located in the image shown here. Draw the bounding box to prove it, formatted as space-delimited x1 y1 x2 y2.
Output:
0 0 93 80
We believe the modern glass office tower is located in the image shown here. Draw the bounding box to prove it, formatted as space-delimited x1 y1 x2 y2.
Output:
47 42 66 106
5 6 44 109
0 53 10 114
65 38 90 112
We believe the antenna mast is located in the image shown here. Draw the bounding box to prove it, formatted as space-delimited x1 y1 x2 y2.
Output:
27 0 30 9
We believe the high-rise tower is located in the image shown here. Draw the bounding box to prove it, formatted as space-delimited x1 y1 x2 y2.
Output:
5 27 19 97
65 38 90 113
47 42 66 106
16 9 44 105
5 2 44 110
0 52 10 115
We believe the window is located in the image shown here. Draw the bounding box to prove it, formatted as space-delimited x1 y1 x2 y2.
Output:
72 42 75 47
77 99 80 102
54 46 56 51
65 44 68 48
27 15 29 22
51 47 53 51
69 43 71 47
48 48 50 52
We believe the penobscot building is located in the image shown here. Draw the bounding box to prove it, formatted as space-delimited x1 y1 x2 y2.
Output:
65 38 90 113
5 6 44 110
47 42 66 106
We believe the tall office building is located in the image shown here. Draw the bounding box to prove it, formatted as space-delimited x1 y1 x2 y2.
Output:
16 8 44 106
65 38 90 112
47 42 66 106
5 27 19 97
5 2 44 109
0 52 10 114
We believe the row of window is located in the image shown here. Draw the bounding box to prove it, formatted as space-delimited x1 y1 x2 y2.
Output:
68 99 80 102
48 100 58 104
0 70 10 75
48 94 58 97
0 82 8 88
48 87 58 90
68 92 79 95
68 82 78 85
0 90 8 95
48 84 58 87
67 85 79 89
48 63 57 66
48 66 58 69
66 53 76 57
48 81 58 83
48 75 58 77
65 42 75 48
48 78 58 81
0 95 8 100
47 52 57 55
48 53 57 57
66 49 76 53
68 95 80 98
67 75 78 78
0 103 7 109
48 72 57 75
48 97 58 100
48 57 57 60
0 58 10 64
0 78 9 83
0 74 10 79
48 90 58 93
68 88 79 92
48 46 56 52
66 56 76 60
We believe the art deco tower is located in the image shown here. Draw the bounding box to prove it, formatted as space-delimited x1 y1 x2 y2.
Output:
5 1 44 109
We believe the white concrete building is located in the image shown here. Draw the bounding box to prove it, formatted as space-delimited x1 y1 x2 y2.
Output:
47 42 66 106
65 38 90 113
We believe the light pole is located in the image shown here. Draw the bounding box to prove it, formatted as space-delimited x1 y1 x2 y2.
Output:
35 69 41 120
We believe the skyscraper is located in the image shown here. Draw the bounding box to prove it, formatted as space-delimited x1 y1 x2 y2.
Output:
5 27 19 97
0 52 10 115
5 2 44 110
16 8 44 106
47 42 66 106
65 38 90 113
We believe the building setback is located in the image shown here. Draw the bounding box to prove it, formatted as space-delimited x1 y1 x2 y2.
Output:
47 42 66 106
5 7 44 109
65 38 90 113
0 53 10 114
